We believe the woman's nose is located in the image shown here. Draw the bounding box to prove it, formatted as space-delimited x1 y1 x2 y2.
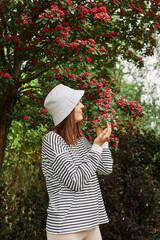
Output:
81 103 85 108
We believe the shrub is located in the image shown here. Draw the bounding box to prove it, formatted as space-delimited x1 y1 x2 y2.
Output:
100 125 160 240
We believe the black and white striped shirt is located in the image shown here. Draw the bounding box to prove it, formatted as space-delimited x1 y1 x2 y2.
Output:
41 131 113 234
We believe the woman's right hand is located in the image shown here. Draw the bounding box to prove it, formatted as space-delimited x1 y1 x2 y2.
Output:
93 123 111 146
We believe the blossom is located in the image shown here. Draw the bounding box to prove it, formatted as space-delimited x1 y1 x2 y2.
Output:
88 39 96 44
77 76 82 81
54 25 63 30
59 42 66 47
24 116 29 120
38 13 45 18
23 19 28 24
42 26 52 33
90 8 98 14
54 68 59 72
88 129 93 132
80 40 87 46
4 35 11 41
100 46 106 52
12 36 19 43
66 0 73 5
89 48 95 53
97 6 106 13
77 56 81 60
96 83 103 88
94 13 110 22
155 22 160 29
88 137 93 141
55 38 60 42
69 74 74 78
64 27 70 32
56 74 61 79
83 72 89 76
60 32 68 37
138 7 143 12
86 57 92 63
3 73 12 78
78 5 89 14
80 84 86 89
42 109 48 114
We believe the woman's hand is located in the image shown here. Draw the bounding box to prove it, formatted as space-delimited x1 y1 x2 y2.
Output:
93 123 111 146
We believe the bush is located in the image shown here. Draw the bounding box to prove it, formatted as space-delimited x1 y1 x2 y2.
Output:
100 125 160 240
0 166 48 240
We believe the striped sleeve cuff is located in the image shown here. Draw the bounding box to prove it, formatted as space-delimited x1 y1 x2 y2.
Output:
102 142 109 148
91 144 103 154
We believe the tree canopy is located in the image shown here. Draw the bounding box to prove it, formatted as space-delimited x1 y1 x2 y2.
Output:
0 0 159 172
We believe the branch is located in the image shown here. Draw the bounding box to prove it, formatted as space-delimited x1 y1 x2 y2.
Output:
20 67 53 85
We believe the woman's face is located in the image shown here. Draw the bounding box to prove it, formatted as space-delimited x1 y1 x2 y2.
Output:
74 101 84 123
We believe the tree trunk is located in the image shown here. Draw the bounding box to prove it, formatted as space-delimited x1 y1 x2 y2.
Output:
0 86 17 174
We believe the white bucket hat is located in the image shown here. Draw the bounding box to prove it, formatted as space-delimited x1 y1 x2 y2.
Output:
44 84 84 126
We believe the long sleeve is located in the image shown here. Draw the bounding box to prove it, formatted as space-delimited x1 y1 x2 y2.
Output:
42 132 102 192
82 138 113 175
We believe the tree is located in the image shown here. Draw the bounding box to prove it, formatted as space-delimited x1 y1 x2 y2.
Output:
0 0 159 173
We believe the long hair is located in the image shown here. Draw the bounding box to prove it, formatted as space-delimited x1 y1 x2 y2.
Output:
53 108 84 145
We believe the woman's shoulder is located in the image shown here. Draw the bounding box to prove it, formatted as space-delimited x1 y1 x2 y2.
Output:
44 131 65 145
79 136 92 148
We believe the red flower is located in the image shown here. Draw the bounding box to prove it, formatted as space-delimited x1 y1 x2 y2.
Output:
138 7 143 12
54 68 59 72
89 48 95 53
55 38 60 42
3 73 12 78
12 36 19 43
56 74 61 79
69 74 74 78
155 22 160 29
54 25 63 30
96 83 103 88
24 116 29 120
66 0 73 5
42 109 48 114
100 46 106 52
112 144 118 148
77 56 81 60
83 72 90 76
88 137 93 141
90 8 98 14
80 84 86 89
4 35 11 41
59 42 66 47
23 19 28 24
38 13 45 18
88 39 96 44
64 27 70 32
77 76 82 81
81 40 87 46
88 129 93 132
86 57 92 63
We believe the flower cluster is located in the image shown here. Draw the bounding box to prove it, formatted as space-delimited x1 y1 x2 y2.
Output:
117 97 143 118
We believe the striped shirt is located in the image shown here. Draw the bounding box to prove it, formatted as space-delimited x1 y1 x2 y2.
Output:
41 131 113 234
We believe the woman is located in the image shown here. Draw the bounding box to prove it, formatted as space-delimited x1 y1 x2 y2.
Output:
42 84 113 240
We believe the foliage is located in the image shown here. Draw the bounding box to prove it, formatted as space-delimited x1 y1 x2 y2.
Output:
100 124 160 240
0 122 160 239
0 0 160 171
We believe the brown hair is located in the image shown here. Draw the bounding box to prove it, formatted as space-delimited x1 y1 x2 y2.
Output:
53 108 84 145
